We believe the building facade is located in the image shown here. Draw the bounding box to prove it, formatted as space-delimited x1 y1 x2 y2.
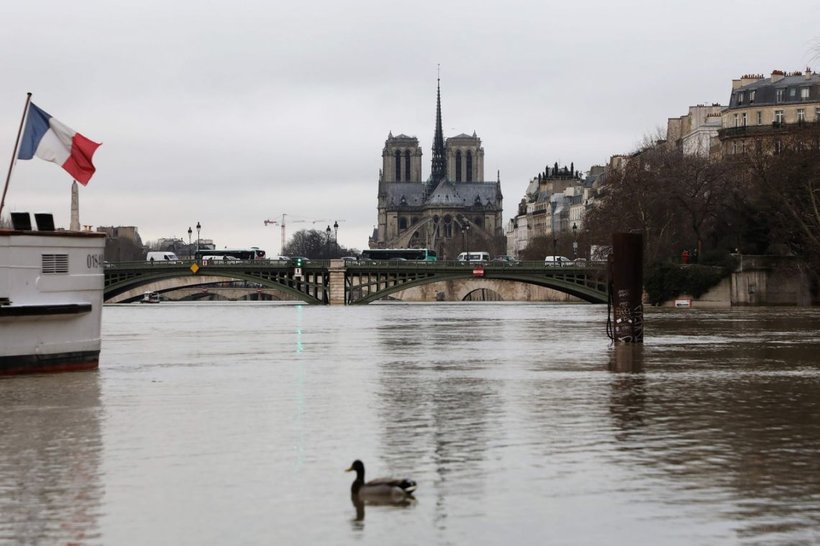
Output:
370 80 503 257
504 163 597 257
718 69 820 154
666 104 725 157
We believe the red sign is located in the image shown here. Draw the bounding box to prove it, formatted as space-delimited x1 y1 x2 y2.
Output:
472 266 485 277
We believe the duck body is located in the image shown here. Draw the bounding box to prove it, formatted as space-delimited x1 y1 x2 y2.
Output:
346 460 417 502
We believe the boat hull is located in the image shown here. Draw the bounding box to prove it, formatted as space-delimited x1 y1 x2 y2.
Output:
0 227 106 376
0 350 99 376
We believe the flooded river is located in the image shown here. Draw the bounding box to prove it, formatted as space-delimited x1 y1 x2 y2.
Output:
1 303 819 545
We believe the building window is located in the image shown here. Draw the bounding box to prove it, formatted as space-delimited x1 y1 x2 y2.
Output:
789 87 796 98
455 150 462 182
466 151 473 182
741 113 747 126
801 87 810 100
749 90 756 104
394 150 401 181
734 113 739 127
756 111 762 125
774 110 784 126
405 150 411 181
816 107 820 121
797 109 805 124
776 89 784 102
737 92 744 105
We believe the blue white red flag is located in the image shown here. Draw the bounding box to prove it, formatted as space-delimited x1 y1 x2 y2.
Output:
17 103 101 185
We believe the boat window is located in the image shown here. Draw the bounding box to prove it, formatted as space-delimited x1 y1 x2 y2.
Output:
42 254 69 274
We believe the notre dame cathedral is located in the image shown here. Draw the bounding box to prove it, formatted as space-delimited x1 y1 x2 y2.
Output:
369 79 504 258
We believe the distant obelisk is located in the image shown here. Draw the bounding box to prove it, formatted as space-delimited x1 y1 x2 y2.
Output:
70 181 80 231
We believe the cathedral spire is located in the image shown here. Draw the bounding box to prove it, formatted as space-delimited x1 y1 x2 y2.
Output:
430 72 447 184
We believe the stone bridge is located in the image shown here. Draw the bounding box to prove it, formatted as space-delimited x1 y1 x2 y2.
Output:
104 260 609 305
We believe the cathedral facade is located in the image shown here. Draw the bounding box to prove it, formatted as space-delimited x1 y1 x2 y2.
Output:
369 80 504 258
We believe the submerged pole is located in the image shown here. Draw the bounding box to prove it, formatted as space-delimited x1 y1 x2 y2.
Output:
609 232 644 343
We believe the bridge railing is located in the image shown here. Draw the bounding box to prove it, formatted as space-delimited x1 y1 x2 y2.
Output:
105 258 607 270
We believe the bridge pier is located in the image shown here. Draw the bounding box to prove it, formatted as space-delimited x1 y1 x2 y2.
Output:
328 259 346 305
610 232 644 343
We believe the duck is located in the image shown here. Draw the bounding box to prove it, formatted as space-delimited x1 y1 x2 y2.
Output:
345 459 417 502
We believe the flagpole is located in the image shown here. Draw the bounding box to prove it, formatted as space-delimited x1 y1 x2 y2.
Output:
0 92 33 219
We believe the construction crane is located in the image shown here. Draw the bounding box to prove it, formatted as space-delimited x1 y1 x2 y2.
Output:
263 214 337 254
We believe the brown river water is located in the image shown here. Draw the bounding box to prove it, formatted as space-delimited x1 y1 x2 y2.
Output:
1 302 819 545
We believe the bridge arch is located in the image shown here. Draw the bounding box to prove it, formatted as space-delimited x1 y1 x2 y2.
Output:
347 269 606 304
105 267 326 304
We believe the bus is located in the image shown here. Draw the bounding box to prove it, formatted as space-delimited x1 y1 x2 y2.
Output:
360 248 438 262
194 247 266 261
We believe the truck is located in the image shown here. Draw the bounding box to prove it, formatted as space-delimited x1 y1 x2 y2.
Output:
146 251 181 263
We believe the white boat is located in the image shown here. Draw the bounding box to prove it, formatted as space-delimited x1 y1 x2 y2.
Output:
0 213 106 375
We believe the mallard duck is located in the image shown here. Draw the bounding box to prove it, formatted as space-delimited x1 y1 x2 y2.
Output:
345 459 417 502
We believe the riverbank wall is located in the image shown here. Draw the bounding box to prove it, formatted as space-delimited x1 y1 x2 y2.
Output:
662 255 814 308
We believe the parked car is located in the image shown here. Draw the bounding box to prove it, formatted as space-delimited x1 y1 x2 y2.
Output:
491 255 519 265
544 255 572 267
457 251 490 263
287 256 310 266
200 255 241 264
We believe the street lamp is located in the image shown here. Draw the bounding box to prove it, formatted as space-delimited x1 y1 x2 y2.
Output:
187 226 192 260
326 225 332 258
196 221 201 258
333 220 339 252
550 200 558 257
572 222 578 259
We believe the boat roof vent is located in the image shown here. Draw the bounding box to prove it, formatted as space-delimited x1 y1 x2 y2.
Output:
34 213 55 231
10 212 32 231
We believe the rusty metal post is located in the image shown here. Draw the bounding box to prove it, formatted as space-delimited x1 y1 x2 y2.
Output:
609 233 644 343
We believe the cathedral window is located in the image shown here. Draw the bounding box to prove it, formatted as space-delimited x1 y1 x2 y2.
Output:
455 151 462 181
399 217 408 230
394 150 401 181
405 150 411 180
466 151 473 182
443 215 453 238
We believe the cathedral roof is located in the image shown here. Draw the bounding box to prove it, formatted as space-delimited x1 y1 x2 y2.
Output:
426 180 463 206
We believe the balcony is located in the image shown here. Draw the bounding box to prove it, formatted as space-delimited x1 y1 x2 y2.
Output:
718 121 817 140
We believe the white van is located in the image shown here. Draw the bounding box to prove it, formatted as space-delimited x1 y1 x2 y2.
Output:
457 251 490 263
544 255 572 267
146 251 180 263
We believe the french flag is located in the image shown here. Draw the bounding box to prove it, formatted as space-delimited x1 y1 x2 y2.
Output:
17 103 101 185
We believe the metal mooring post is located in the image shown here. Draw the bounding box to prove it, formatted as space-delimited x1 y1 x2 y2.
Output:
609 232 644 343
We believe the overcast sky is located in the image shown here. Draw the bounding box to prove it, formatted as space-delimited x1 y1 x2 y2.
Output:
1 0 817 253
